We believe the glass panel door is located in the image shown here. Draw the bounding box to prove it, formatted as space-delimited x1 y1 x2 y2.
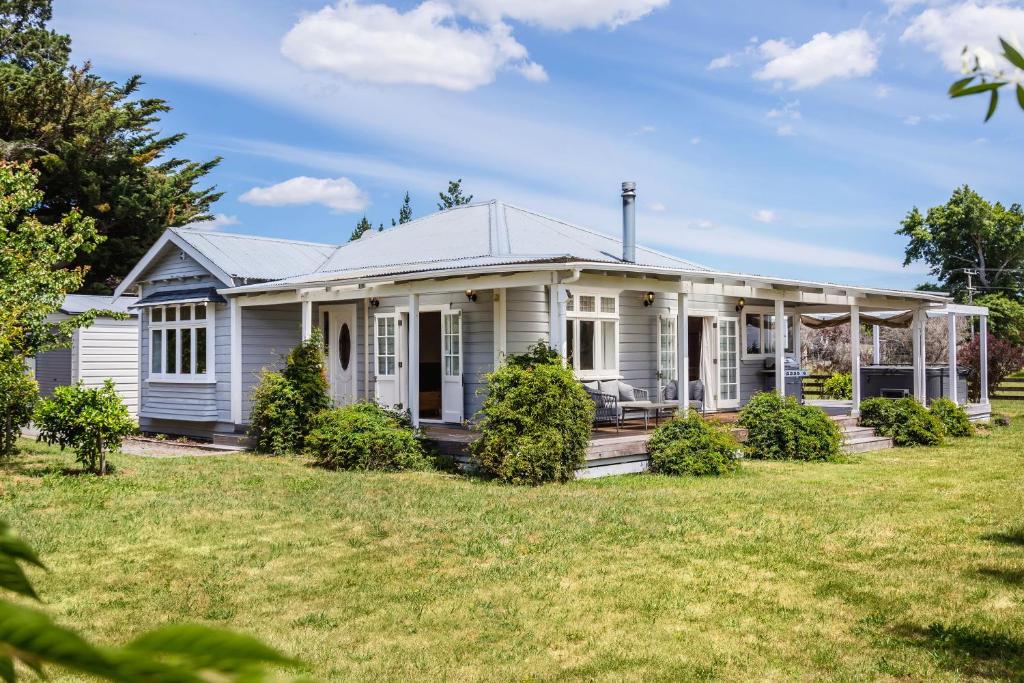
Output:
718 317 740 408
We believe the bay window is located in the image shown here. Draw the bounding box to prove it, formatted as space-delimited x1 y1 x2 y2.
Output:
565 291 619 377
743 311 795 357
148 303 215 381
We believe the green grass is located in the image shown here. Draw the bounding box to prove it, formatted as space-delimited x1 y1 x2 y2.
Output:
3 402 1024 681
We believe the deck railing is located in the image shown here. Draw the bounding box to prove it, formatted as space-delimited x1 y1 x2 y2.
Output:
994 377 1024 401
801 374 830 399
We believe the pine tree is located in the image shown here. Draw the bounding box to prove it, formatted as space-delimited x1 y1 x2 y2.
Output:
0 0 221 292
437 179 473 210
349 216 373 241
399 191 413 223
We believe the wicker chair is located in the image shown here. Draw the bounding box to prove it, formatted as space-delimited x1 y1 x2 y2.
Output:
584 388 620 431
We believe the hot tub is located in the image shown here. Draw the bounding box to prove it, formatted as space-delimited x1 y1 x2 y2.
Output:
860 365 969 404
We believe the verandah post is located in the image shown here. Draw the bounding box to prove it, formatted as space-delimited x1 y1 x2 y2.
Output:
774 297 785 397
408 293 420 427
947 311 958 404
677 290 689 415
980 314 989 404
850 304 861 416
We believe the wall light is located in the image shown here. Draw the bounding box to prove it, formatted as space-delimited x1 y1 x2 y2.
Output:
735 297 746 312
369 297 380 308
642 291 656 307
465 289 478 303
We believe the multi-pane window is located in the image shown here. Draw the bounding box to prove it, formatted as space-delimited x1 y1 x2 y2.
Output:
658 316 676 381
148 303 213 380
443 311 461 376
744 311 794 356
565 290 619 377
375 315 396 376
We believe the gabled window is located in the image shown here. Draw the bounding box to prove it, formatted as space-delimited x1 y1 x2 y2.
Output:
148 303 215 382
565 290 619 378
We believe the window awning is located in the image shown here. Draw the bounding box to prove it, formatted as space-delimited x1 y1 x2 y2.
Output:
130 287 227 307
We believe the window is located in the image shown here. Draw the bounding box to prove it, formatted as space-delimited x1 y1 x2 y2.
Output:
565 290 619 377
376 315 396 376
148 303 215 381
443 311 461 376
658 316 676 381
743 310 794 356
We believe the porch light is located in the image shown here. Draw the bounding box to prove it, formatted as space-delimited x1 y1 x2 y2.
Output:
642 291 656 307
735 297 746 312
465 289 478 302
369 297 380 308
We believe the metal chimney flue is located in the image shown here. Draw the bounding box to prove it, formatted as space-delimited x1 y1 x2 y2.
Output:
621 181 636 263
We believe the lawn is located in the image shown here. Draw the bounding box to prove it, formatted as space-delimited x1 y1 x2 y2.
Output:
3 403 1023 682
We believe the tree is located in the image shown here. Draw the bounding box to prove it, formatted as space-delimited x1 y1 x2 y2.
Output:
974 293 1024 345
960 333 1024 402
437 179 473 210
349 215 372 241
0 0 222 292
949 38 1024 121
897 186 1024 300
399 190 413 223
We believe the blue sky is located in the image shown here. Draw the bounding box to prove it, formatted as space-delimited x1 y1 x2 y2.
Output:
52 0 1024 289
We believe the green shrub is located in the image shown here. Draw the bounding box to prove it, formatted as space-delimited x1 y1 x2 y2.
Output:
648 412 740 476
822 372 853 400
34 380 135 474
928 398 973 438
305 402 430 471
472 343 594 485
859 397 944 447
738 392 843 461
248 371 301 454
248 329 331 454
0 356 38 458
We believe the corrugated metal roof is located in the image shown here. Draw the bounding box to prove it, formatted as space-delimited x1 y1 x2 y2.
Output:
314 201 710 276
61 294 137 316
172 228 338 281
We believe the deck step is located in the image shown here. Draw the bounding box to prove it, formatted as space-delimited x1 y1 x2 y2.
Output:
831 415 860 428
212 432 253 449
842 435 894 453
841 426 877 439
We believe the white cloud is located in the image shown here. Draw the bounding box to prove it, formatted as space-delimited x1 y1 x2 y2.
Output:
776 124 796 136
904 115 922 125
766 100 801 135
708 52 738 70
240 176 369 212
902 1 1024 74
755 29 880 89
631 124 657 135
453 0 669 30
281 1 544 91
649 201 667 212
189 213 240 231
690 136 701 145
753 209 776 223
875 84 892 98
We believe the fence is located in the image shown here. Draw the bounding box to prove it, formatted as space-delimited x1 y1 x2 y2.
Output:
994 378 1024 401
802 374 830 399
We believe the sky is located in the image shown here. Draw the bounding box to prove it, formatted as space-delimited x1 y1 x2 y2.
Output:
51 0 1024 290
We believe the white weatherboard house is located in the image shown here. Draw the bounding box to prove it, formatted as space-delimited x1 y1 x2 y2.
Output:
113 184 991 443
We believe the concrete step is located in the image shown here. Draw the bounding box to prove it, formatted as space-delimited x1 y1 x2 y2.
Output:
212 432 253 449
841 426 877 440
842 435 894 454
831 415 860 428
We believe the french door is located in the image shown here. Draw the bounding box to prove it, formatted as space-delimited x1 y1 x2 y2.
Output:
718 316 740 409
374 313 401 410
441 310 464 423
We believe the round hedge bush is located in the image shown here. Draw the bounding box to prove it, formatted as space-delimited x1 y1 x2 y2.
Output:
648 413 740 476
248 371 301 455
822 372 853 400
929 398 973 438
738 392 843 461
471 343 594 485
305 402 430 471
859 397 944 447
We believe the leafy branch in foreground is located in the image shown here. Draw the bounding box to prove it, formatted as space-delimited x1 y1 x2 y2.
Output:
949 37 1024 121
0 520 302 681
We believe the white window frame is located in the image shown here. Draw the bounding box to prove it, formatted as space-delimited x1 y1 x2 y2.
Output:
147 303 216 383
375 313 398 378
565 289 620 380
741 307 795 359
657 314 676 384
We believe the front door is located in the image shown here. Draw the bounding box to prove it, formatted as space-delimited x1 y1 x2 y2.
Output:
441 310 464 423
718 316 740 409
323 304 357 406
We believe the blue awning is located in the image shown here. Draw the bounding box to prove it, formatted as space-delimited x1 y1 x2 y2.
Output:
131 287 227 307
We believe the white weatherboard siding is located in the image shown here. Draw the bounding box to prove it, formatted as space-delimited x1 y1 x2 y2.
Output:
34 347 72 398
240 304 302 423
76 319 139 416
505 286 549 355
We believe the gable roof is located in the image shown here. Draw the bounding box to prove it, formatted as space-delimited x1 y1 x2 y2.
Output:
314 200 709 277
172 228 337 281
60 294 137 316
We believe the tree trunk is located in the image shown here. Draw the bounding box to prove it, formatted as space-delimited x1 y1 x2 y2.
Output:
98 435 105 476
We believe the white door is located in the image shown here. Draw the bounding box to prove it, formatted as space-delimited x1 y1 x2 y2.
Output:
324 304 357 406
718 316 740 409
441 310 464 423
374 313 400 410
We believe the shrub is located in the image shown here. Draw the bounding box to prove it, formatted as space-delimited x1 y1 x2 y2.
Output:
472 343 594 485
738 392 843 461
34 380 135 474
0 356 38 458
959 333 1024 402
248 329 331 454
305 402 430 471
248 371 301 455
648 412 740 476
859 397 944 447
822 372 853 400
929 398 973 437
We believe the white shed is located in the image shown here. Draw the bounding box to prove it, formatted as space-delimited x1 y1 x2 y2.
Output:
31 295 140 418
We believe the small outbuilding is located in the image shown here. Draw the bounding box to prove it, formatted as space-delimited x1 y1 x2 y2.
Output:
30 295 140 417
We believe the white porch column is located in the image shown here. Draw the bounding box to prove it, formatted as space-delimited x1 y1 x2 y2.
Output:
774 298 786 396
364 298 371 401
548 285 566 358
301 300 313 341
794 314 803 367
850 304 861 416
980 314 989 404
493 288 507 367
230 298 242 426
912 310 924 403
872 325 881 365
947 312 958 404
677 292 690 415
408 293 420 427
